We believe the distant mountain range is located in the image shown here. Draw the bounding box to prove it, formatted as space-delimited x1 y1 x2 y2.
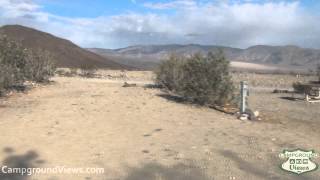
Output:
89 44 320 71
0 25 130 69
1 25 318 72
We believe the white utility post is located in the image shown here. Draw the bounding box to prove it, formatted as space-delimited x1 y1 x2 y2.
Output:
240 81 249 114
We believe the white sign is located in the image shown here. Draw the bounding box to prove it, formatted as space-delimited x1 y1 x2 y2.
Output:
279 149 318 174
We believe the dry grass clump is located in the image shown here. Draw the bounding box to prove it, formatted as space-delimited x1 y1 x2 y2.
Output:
55 66 97 78
55 68 78 77
80 64 97 78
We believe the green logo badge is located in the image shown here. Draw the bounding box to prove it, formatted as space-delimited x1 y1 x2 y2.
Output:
279 149 318 174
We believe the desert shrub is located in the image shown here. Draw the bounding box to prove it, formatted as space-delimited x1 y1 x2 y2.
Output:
80 64 97 78
55 68 77 77
0 34 56 95
155 51 236 106
292 82 310 94
70 68 78 76
0 35 28 93
55 69 67 76
25 50 56 82
155 54 184 91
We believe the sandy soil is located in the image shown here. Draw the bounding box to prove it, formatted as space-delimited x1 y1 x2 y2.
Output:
231 61 278 71
0 71 319 180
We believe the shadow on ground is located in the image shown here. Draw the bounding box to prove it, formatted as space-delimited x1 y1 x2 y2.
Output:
279 96 298 101
0 147 45 180
143 84 163 89
123 162 210 180
157 94 192 105
278 96 307 102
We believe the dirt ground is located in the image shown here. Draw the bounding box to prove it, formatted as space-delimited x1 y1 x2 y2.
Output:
0 71 319 180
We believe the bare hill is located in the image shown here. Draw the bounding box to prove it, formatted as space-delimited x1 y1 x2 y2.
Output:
0 25 130 69
236 45 320 66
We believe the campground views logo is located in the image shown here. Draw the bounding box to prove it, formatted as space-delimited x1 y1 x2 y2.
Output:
279 149 318 174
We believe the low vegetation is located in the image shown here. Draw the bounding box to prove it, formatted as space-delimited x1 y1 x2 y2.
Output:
155 52 236 107
292 82 309 94
55 65 97 78
0 35 56 95
25 49 56 82
80 64 97 78
291 65 320 95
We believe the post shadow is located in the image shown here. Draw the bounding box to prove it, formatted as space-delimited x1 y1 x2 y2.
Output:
0 147 45 180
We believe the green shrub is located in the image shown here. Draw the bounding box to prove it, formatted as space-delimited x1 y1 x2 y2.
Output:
25 49 56 82
155 51 236 106
0 34 56 95
292 82 312 94
155 54 183 91
0 35 28 92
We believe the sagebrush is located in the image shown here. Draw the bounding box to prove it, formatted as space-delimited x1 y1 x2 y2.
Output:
155 51 236 106
0 34 56 95
25 49 56 82
80 64 97 78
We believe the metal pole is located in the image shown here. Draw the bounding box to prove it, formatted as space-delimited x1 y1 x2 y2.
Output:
240 81 248 114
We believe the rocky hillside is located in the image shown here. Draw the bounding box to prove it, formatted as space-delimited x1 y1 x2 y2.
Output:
0 25 130 69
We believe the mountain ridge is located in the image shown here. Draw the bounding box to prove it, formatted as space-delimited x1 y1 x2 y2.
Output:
89 44 320 70
0 25 131 69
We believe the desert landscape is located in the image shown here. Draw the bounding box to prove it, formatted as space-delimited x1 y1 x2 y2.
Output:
0 70 319 180
1 0 320 179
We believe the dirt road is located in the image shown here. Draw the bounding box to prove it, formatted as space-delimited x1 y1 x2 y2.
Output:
0 74 319 180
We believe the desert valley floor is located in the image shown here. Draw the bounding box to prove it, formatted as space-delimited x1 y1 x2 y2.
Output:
0 71 319 180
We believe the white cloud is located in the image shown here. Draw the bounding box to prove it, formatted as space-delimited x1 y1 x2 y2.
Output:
0 0 41 17
143 0 197 10
0 0 319 49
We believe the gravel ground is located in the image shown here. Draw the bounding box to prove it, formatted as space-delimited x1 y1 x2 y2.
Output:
0 71 319 180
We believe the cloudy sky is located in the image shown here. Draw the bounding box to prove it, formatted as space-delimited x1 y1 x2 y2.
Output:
0 0 319 49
